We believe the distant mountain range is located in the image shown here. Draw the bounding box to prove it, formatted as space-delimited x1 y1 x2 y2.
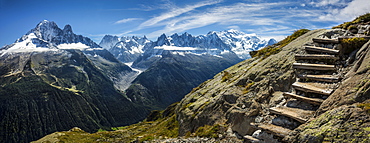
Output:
100 29 276 63
98 29 275 109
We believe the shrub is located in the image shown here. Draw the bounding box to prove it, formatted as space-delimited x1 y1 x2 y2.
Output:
357 103 370 114
242 82 255 94
221 71 232 82
194 124 221 138
341 37 368 54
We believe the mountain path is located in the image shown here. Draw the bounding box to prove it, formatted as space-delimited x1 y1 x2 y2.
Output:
246 36 369 142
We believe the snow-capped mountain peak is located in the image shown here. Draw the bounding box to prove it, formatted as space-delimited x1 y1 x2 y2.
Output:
63 24 73 35
28 20 62 42
99 35 120 50
99 35 152 63
215 29 276 59
1 20 103 56
157 33 172 46
100 29 276 64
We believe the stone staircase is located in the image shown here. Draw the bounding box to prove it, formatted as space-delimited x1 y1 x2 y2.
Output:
246 37 345 142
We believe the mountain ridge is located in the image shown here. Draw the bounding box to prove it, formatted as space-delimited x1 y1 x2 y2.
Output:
0 20 149 143
99 29 276 63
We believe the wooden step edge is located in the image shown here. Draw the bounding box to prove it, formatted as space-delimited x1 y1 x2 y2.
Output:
283 92 324 105
292 82 333 95
269 107 313 123
312 38 340 44
294 54 339 60
298 74 340 83
251 123 292 138
305 46 339 54
243 135 260 142
293 63 336 71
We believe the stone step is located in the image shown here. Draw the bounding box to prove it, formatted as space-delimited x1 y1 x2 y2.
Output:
243 135 260 142
293 63 336 71
251 123 292 138
312 38 340 44
269 106 314 123
295 54 339 60
283 92 324 105
298 74 340 83
305 46 340 55
292 82 333 95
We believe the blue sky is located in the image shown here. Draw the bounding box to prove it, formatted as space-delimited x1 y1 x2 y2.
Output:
0 0 369 46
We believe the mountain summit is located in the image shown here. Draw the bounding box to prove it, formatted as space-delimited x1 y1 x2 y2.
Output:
100 35 151 63
0 21 148 143
215 29 277 59
2 20 101 54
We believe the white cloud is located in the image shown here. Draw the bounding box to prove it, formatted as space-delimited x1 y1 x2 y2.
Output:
309 0 350 7
138 0 223 29
316 0 340 6
144 2 290 38
318 0 370 21
114 18 141 24
121 0 367 42
227 26 241 30
245 25 293 40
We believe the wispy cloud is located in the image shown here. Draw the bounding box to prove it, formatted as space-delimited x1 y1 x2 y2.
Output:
143 2 301 38
138 0 223 29
310 0 347 7
318 0 370 21
227 26 241 30
114 18 142 24
115 0 368 41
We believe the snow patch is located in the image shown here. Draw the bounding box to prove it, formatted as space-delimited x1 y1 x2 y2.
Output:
220 50 230 54
154 45 198 51
57 43 104 51
128 46 143 54
57 42 90 50
0 33 57 56
171 51 186 56
125 62 144 74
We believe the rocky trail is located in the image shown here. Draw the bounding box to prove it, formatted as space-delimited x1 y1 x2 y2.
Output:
245 35 370 142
